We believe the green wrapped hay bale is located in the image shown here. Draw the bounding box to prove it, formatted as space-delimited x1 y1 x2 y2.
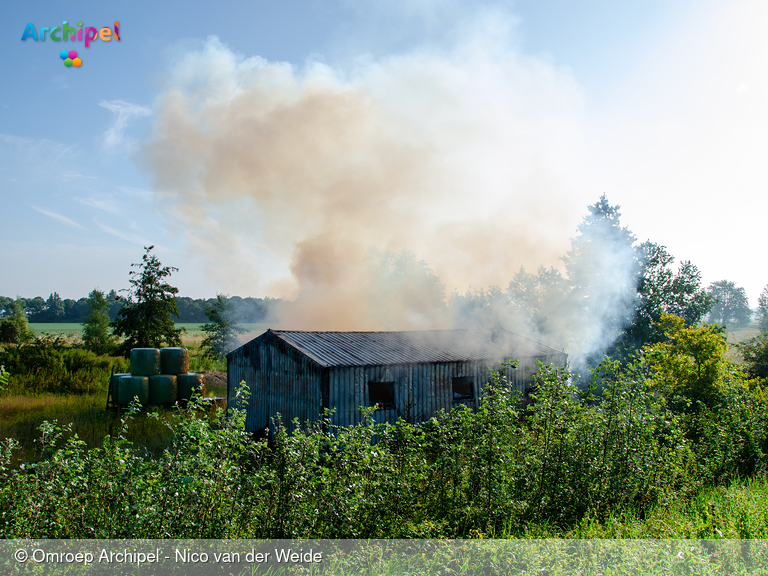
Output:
178 372 206 402
149 374 178 405
160 347 189 375
109 373 130 400
130 348 160 376
118 375 149 406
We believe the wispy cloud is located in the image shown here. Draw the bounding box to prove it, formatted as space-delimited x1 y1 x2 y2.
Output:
0 133 80 191
1 133 75 162
31 205 85 229
98 100 151 150
75 196 120 214
61 171 96 181
117 186 154 201
94 219 148 245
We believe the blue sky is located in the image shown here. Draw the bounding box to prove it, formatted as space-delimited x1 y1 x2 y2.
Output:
2 0 766 311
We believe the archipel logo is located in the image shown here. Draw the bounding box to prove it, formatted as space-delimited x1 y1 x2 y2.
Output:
21 21 120 68
60 50 81 67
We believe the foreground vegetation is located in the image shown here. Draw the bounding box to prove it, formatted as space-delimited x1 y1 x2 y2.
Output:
1 316 767 539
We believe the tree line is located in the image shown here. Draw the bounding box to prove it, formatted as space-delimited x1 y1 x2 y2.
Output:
378 195 764 369
0 293 278 324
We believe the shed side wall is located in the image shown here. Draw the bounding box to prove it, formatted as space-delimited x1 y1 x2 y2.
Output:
327 355 566 428
228 335 323 434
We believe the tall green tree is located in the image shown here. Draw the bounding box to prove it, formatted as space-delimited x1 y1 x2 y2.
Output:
448 285 508 329
706 280 751 328
0 299 33 344
506 265 568 334
201 294 247 358
24 297 46 319
112 246 184 355
560 195 639 365
616 242 713 355
0 296 13 318
737 333 768 380
105 289 123 321
644 314 736 414
756 284 768 332
366 249 445 329
45 292 65 321
81 289 117 355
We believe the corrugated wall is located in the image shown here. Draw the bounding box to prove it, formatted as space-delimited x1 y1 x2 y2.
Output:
229 334 567 433
326 355 565 428
228 334 324 434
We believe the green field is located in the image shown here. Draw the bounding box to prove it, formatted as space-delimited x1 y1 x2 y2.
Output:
29 322 272 344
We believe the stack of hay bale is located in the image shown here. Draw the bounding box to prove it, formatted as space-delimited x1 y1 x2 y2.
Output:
111 347 205 407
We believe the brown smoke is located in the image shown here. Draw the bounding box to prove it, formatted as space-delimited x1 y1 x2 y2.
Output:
139 35 588 332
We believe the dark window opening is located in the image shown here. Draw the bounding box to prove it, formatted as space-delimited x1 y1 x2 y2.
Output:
368 381 395 408
452 377 474 400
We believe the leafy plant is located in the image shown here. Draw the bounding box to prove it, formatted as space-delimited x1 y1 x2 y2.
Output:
706 280 752 328
737 332 768 380
644 314 736 414
0 336 128 394
112 245 184 355
200 294 246 359
81 289 117 355
0 352 764 540
0 299 33 345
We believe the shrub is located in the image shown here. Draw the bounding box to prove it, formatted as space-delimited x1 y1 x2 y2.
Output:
0 336 128 395
695 382 768 483
0 318 20 344
0 300 32 344
516 359 691 526
81 289 117 355
737 332 768 380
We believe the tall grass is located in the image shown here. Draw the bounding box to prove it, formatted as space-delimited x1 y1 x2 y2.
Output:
0 393 177 466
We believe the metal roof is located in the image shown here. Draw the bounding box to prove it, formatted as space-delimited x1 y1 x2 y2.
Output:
263 328 565 368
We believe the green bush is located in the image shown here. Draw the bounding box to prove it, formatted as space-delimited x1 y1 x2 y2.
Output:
694 383 768 483
0 337 128 395
737 332 768 380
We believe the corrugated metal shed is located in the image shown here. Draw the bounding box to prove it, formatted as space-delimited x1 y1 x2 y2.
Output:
227 328 568 434
269 329 563 368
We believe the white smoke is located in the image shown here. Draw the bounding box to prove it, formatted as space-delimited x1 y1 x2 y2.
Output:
138 17 639 362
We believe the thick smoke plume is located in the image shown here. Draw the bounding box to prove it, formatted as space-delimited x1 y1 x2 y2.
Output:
140 27 637 362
